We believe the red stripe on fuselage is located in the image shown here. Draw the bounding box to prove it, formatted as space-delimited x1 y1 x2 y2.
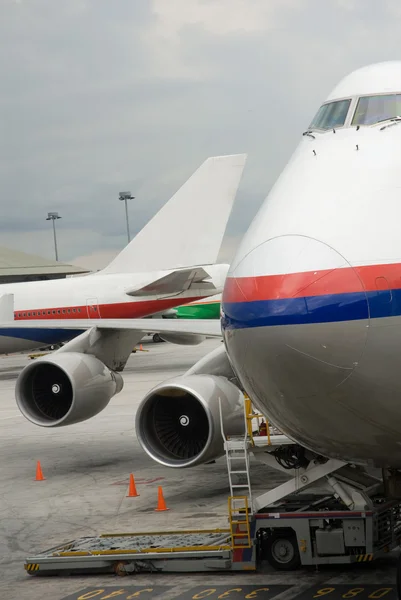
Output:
14 297 204 321
223 263 401 303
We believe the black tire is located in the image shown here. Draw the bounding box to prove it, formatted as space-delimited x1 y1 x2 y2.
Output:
153 333 164 343
264 532 301 571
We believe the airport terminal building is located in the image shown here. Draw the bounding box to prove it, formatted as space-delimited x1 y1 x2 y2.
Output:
0 246 88 284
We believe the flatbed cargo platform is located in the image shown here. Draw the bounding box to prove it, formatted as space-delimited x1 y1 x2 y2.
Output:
24 529 251 576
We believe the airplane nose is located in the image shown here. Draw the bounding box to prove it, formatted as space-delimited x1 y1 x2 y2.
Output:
222 235 370 428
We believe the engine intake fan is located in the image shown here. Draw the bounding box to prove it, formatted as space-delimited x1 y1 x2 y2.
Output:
135 374 244 467
16 352 123 427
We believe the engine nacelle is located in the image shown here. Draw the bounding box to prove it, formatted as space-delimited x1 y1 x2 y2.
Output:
159 333 206 345
135 374 244 467
16 352 123 427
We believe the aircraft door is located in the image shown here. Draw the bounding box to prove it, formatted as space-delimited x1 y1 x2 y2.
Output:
86 298 100 318
373 277 392 318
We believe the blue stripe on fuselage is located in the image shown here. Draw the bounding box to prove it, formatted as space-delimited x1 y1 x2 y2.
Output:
0 328 84 344
222 289 400 329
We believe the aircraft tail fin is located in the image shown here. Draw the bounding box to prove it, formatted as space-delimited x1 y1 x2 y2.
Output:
102 154 247 274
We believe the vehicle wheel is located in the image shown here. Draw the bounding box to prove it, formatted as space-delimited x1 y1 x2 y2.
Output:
265 532 301 570
153 333 164 343
114 561 128 576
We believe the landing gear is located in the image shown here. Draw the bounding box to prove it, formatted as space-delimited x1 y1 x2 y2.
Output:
152 333 165 343
264 532 301 571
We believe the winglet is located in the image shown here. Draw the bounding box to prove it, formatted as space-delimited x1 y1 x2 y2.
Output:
0 294 14 321
102 154 247 274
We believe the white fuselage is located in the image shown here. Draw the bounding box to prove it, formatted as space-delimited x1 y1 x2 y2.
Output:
222 61 401 468
0 264 228 353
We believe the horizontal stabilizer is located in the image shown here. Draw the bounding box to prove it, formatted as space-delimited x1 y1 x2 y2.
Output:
126 267 215 297
102 154 247 274
0 318 222 338
0 294 14 321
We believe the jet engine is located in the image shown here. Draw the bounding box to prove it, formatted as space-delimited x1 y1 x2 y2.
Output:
16 352 123 427
135 372 245 468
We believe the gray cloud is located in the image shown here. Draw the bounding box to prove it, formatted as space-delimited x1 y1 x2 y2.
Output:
1 0 401 267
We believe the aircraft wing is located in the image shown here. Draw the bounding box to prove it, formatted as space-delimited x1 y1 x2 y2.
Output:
0 318 222 337
125 267 215 296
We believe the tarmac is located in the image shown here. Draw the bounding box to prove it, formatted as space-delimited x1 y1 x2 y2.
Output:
0 338 398 600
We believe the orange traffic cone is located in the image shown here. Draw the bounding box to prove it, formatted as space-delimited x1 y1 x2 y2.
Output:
126 474 139 498
35 461 45 481
155 486 169 511
139 344 143 351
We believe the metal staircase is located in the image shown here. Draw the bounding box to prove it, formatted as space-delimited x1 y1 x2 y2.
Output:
219 398 253 550
228 495 252 549
224 435 253 507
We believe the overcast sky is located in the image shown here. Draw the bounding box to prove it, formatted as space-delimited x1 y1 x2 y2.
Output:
1 0 401 269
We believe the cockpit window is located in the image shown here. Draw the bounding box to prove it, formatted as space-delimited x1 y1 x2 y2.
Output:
352 94 401 126
309 99 351 130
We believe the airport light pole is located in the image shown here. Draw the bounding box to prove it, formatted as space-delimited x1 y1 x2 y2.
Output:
46 212 62 261
119 191 134 244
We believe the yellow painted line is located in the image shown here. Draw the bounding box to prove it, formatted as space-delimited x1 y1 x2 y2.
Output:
58 545 231 557
56 551 93 557
141 545 231 554
100 528 230 538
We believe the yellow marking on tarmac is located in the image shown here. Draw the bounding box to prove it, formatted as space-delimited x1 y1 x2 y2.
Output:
28 352 50 359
